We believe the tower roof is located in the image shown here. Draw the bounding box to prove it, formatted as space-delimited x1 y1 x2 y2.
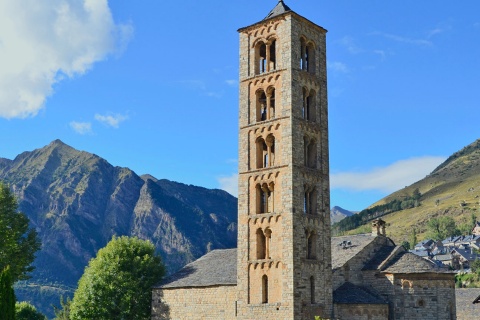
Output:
264 0 292 20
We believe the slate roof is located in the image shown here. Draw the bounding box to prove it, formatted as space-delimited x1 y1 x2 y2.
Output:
409 249 431 258
331 234 377 270
333 282 387 304
362 245 398 270
381 251 449 274
451 248 480 261
455 288 480 319
156 249 237 289
264 0 292 20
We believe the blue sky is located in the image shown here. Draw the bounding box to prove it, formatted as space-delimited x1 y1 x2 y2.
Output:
0 1 479 211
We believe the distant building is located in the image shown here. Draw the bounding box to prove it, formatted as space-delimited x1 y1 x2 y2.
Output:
471 222 480 235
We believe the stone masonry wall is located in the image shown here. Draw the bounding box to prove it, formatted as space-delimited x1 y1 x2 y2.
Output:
151 285 238 320
334 303 388 320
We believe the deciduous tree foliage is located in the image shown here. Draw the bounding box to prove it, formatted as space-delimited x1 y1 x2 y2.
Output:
15 301 47 320
0 182 41 282
0 266 16 320
70 236 165 320
426 216 459 241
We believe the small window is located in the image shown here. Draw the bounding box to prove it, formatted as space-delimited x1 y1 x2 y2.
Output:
310 276 315 304
256 229 266 259
262 275 269 303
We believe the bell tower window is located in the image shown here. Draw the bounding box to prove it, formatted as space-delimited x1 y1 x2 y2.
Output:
300 39 316 74
304 137 317 168
304 186 317 215
302 88 316 121
256 183 274 214
257 228 266 259
255 39 277 75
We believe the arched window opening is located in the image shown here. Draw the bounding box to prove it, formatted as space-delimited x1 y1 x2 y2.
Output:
310 276 315 304
256 229 266 259
304 138 317 169
257 183 274 214
307 231 317 259
300 38 306 70
265 228 272 259
304 186 317 215
257 91 267 122
256 42 267 75
261 187 268 213
256 138 268 169
307 90 316 121
262 275 269 304
268 182 274 213
256 89 276 123
268 88 276 120
256 39 277 75
309 188 317 215
306 42 316 73
269 40 276 71
265 135 275 167
300 39 316 74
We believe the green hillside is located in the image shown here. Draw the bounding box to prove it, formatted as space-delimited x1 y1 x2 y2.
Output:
334 139 480 244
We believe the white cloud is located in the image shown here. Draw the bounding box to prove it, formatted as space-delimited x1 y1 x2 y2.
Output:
95 113 128 128
338 36 363 54
70 121 92 135
373 50 386 61
225 79 238 87
327 61 349 74
371 32 432 46
331 156 446 193
0 0 133 119
218 173 238 197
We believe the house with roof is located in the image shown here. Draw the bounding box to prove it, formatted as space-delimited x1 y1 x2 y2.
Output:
471 222 480 236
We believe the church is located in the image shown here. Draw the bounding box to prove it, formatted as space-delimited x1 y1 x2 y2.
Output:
151 2 456 319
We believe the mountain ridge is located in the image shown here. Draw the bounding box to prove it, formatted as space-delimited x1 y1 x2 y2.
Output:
0 140 237 317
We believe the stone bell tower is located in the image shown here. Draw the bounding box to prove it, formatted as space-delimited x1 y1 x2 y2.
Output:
236 1 332 319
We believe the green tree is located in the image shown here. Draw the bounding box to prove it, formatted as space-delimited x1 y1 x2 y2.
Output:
0 182 41 281
401 241 410 250
471 212 477 229
409 228 418 248
0 266 16 320
426 216 459 241
471 259 480 275
15 301 47 320
53 296 71 320
70 236 165 320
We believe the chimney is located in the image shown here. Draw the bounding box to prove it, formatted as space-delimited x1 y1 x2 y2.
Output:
372 218 386 237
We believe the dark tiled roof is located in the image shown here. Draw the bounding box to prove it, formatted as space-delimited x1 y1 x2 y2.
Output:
382 252 448 274
456 288 480 319
452 248 480 261
156 249 237 289
331 234 377 270
409 249 431 257
333 282 387 304
264 0 292 20
363 245 397 270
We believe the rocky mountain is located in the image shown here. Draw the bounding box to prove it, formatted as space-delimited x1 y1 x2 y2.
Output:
0 140 237 317
330 206 356 224
336 138 480 243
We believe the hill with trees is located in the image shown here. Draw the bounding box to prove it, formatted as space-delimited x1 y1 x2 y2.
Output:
334 138 480 244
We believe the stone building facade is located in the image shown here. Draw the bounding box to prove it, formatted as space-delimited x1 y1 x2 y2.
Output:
151 2 456 319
